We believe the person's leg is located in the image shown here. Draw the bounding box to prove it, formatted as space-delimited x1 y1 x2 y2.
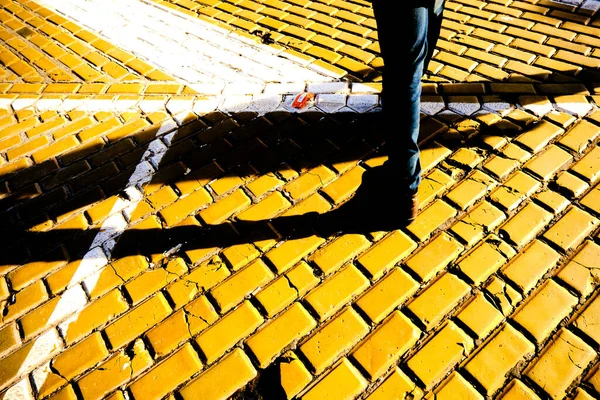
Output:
372 1 445 196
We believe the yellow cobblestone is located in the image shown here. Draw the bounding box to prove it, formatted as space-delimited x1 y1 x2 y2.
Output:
246 302 316 368
124 257 187 305
278 350 312 399
498 379 540 399
284 165 337 201
558 119 600 154
573 294 600 347
366 367 424 400
210 258 274 314
556 240 600 297
429 372 483 400
407 271 471 330
299 306 369 374
77 339 152 400
445 170 497 211
525 328 595 400
129 343 203 400
355 229 417 280
407 321 474 390
543 206 599 253
351 310 421 381
571 146 600 184
501 239 561 295
406 199 457 241
456 236 515 285
405 232 464 282
320 165 365 204
301 358 367 400
308 233 371 276
158 188 212 227
450 200 505 246
456 291 503 340
235 191 291 221
304 263 369 320
463 323 535 396
513 279 578 344
1 279 48 323
178 348 256 400
525 144 573 181
265 234 326 274
355 266 419 324
499 202 553 248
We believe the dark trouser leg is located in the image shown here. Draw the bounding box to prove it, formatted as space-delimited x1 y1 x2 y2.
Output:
372 1 445 194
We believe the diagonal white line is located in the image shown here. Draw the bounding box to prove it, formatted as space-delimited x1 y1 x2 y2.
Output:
35 0 335 87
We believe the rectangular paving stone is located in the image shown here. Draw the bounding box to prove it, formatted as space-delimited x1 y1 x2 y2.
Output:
265 234 326 274
308 233 371 276
301 358 368 400
304 264 369 320
499 202 553 248
355 230 417 280
283 165 337 201
456 236 515 285
158 188 212 227
432 371 482 400
245 302 316 369
450 200 506 247
556 240 600 297
525 329 596 400
355 266 419 324
571 145 600 184
407 321 474 390
351 310 420 381
445 170 498 211
178 348 256 400
573 294 600 347
128 343 203 400
77 339 151 400
407 271 471 330
463 323 535 396
543 206 599 253
196 300 263 364
405 232 464 283
418 168 455 208
558 119 600 154
320 165 364 205
124 258 187 305
235 191 291 221
501 239 561 295
456 291 503 340
104 293 172 350
365 367 424 400
2 279 48 323
525 144 573 181
406 199 458 242
512 279 578 344
298 306 369 375
210 258 274 314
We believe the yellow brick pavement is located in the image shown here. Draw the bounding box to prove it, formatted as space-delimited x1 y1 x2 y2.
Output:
1 0 600 399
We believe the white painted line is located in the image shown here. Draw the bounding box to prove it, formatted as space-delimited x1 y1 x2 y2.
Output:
35 0 335 89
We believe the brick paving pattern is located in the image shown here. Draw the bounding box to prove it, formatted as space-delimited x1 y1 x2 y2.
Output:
0 0 600 399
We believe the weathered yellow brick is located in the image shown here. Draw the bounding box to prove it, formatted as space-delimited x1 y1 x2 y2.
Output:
235 191 291 221
278 351 312 399
308 233 371 276
77 339 152 400
525 329 595 399
299 306 369 374
104 293 172 350
178 348 257 400
0 323 20 357
129 343 203 400
304 264 369 320
246 302 316 368
490 171 542 211
159 188 212 227
405 232 464 282
198 189 251 225
406 199 457 241
144 295 218 357
124 257 187 305
166 256 231 309
498 379 540 399
356 230 417 280
543 206 599 253
407 272 471 330
87 255 149 300
210 258 274 313
355 267 419 324
431 371 483 400
456 292 503 340
196 300 263 364
573 295 600 347
450 200 506 246
463 323 535 396
265 234 326 274
301 358 368 400
571 146 600 184
365 367 424 400
524 145 573 181
456 236 515 285
351 311 420 381
512 279 578 343
558 120 600 154
499 202 553 248
320 165 364 204
556 240 600 297
283 165 337 201
407 321 473 390
501 239 561 294
2 279 48 323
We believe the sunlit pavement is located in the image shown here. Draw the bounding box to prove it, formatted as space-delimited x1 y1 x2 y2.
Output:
1 0 600 399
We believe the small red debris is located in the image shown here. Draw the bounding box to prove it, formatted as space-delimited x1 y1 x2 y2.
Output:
292 92 315 109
